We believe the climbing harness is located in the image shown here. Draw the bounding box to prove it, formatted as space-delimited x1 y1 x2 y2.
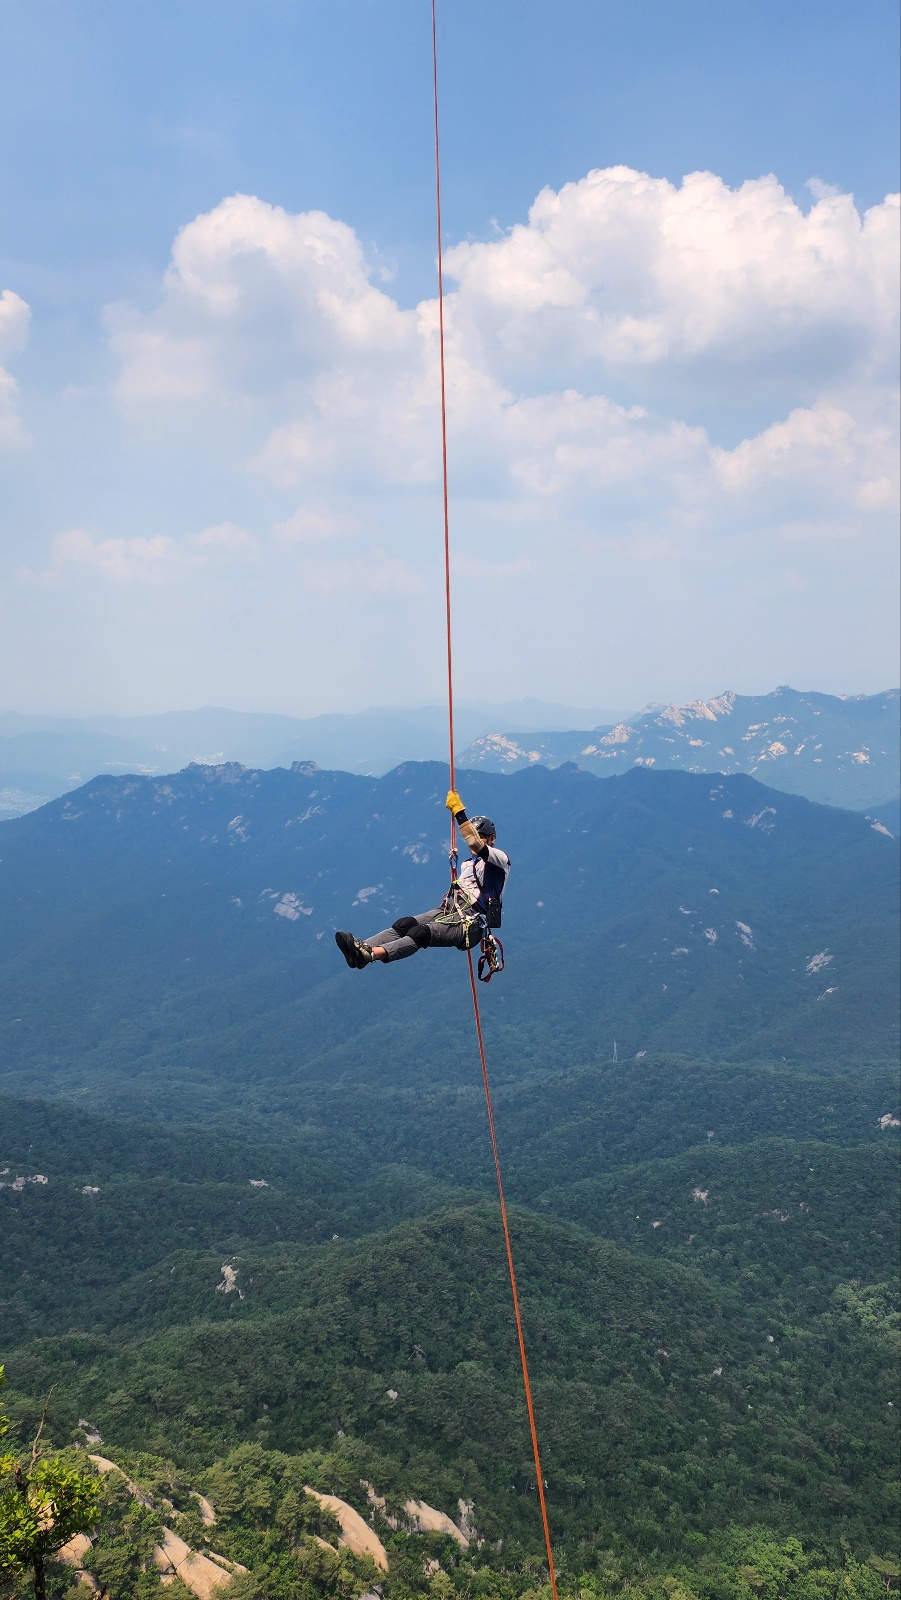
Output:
429 4 558 1589
437 849 506 979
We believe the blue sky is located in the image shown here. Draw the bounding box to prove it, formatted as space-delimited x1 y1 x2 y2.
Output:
1 0 898 716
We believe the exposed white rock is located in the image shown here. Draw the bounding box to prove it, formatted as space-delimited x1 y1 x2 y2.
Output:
58 1534 93 1564
806 950 833 974
57 1533 98 1592
457 1500 478 1542
191 1492 217 1527
154 1528 246 1599
215 1264 244 1299
404 1498 469 1548
402 840 432 863
659 692 734 726
88 1456 154 1508
312 1535 339 1556
274 892 312 920
303 1488 389 1571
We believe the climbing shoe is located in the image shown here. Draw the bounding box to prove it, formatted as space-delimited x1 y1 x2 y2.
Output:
335 930 372 969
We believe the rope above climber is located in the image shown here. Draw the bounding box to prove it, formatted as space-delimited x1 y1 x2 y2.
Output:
334 788 510 970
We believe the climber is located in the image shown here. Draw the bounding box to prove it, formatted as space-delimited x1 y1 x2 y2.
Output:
334 789 510 967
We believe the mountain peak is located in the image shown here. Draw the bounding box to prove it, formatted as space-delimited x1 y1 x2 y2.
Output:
458 687 900 810
185 761 249 780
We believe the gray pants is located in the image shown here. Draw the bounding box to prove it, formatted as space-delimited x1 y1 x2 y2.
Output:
366 905 476 962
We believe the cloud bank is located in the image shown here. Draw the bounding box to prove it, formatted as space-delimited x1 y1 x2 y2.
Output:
8 167 900 711
0 288 31 448
106 170 898 565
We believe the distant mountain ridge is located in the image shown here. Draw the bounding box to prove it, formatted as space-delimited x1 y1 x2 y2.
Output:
0 697 615 817
2 687 897 820
458 685 900 810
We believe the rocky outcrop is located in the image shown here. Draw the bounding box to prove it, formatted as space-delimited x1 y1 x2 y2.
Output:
154 1528 247 1599
303 1488 389 1571
56 1532 99 1592
403 1499 469 1548
87 1454 243 1598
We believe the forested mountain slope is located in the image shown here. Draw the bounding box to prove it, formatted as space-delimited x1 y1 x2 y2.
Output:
2 1073 898 1570
1 760 898 1591
5 1199 899 1560
3 1082 897 1345
0 761 896 1126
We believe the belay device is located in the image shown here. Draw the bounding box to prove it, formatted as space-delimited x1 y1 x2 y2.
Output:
477 925 505 983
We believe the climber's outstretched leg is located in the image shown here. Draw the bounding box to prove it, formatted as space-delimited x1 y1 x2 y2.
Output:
335 907 464 968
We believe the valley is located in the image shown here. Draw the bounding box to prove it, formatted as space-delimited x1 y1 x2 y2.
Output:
0 758 897 1598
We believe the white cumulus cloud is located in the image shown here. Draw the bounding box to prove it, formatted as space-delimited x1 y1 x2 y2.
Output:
108 194 417 409
444 169 899 395
6 164 898 720
30 522 258 586
0 288 31 448
98 168 898 610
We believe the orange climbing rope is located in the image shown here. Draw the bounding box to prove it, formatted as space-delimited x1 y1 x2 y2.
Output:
431 0 456 873
465 959 560 1598
429 6 559 1592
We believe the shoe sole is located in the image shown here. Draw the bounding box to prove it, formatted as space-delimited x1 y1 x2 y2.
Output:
335 931 363 969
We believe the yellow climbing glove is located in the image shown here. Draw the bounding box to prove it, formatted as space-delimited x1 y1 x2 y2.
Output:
445 788 465 816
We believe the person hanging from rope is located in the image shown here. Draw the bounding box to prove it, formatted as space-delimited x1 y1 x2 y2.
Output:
334 789 510 968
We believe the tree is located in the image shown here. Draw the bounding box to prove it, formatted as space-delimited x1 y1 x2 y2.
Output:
0 1369 100 1600
868 1558 901 1595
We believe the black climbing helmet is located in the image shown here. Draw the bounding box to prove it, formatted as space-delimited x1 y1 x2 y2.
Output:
470 815 496 839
